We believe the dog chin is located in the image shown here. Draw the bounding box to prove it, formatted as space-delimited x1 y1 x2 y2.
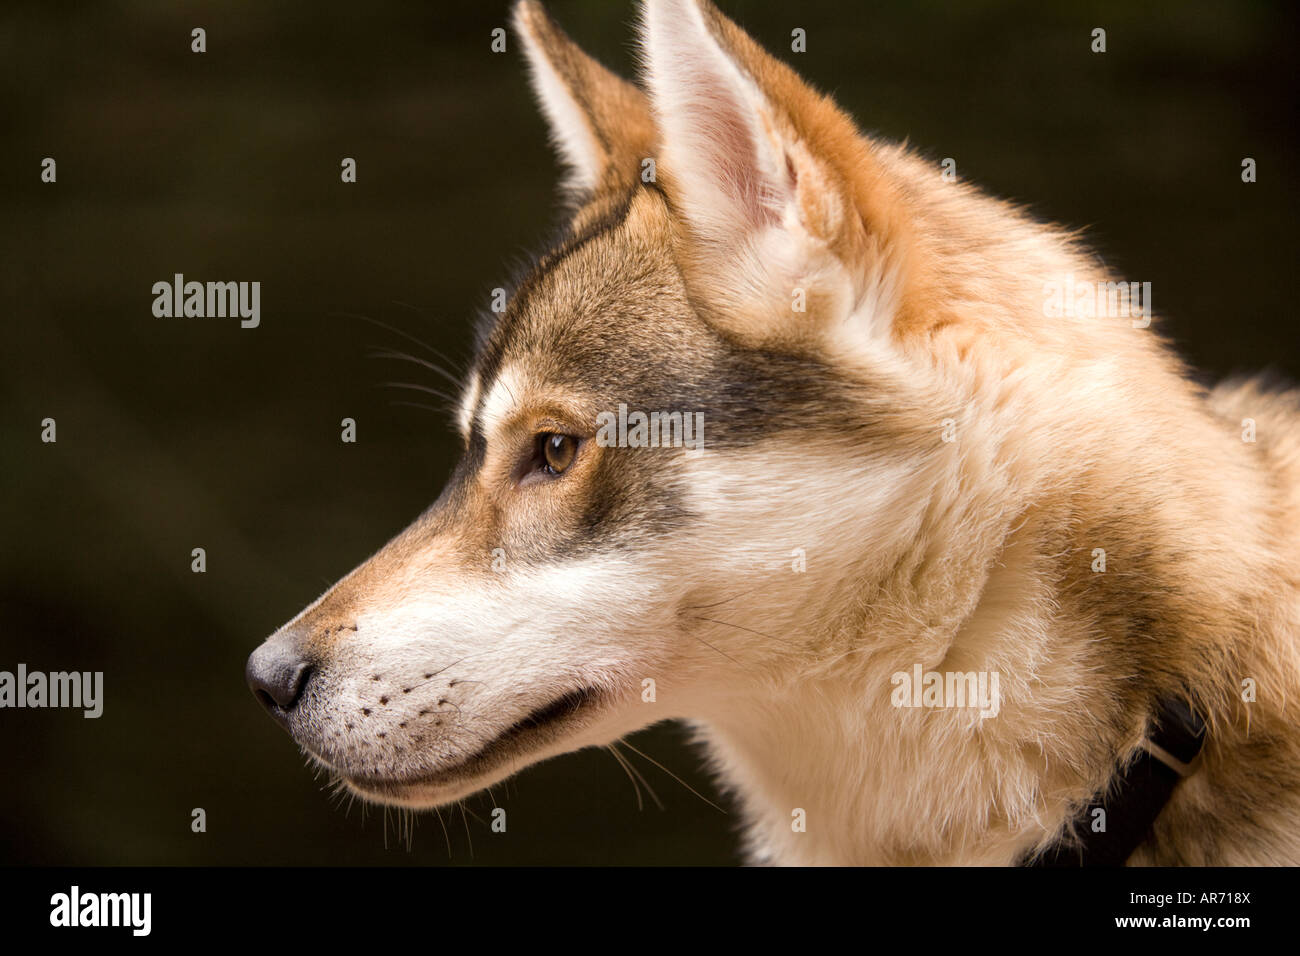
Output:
339 769 501 809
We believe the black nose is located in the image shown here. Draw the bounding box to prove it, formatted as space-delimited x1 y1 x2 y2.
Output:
246 636 312 725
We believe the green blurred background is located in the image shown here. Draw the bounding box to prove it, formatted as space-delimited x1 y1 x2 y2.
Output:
0 0 1295 865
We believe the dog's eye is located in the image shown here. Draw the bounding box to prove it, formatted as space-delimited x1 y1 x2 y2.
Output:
539 433 578 475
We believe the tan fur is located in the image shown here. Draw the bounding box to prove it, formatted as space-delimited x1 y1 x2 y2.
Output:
249 0 1300 865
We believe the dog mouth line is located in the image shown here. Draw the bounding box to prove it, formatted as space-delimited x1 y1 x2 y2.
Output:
333 686 603 794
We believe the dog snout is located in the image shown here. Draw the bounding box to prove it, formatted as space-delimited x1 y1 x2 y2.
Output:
246 633 313 727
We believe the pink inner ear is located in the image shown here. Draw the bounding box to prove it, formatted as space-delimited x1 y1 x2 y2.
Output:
679 80 784 231
643 0 794 237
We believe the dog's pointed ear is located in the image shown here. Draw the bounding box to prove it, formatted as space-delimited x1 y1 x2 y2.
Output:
513 0 655 206
639 0 914 347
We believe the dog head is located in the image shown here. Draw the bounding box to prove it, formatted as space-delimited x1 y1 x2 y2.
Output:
247 0 958 809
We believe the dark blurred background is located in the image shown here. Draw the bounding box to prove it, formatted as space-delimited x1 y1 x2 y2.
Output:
0 0 1296 865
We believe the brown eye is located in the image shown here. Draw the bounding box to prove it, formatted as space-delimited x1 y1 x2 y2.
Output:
541 433 577 475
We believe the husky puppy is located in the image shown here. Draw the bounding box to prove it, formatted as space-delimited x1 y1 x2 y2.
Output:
247 0 1300 865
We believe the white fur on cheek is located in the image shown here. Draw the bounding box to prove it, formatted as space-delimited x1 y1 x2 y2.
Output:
674 445 925 637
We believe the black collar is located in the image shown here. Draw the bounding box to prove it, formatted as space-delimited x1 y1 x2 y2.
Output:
1023 698 1207 866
